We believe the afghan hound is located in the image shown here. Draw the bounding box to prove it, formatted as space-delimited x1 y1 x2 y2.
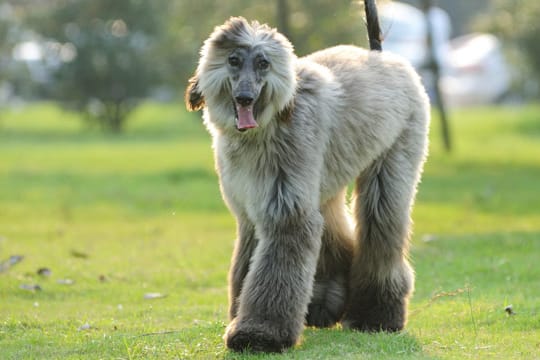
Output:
185 10 429 353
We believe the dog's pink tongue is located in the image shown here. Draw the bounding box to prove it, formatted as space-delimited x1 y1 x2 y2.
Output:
236 104 258 131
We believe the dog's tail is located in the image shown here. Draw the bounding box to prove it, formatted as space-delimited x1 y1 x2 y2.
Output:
364 0 382 51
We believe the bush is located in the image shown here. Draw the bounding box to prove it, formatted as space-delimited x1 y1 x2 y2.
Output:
30 0 167 133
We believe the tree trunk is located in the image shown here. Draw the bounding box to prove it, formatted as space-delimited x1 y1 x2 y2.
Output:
104 101 125 134
276 0 291 40
421 0 452 152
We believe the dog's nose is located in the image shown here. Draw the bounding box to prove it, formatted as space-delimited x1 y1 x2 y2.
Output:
235 95 254 107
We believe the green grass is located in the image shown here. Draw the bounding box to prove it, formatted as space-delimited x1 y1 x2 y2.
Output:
1 102 539 359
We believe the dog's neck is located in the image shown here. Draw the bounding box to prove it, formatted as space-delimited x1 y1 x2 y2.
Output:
276 99 295 124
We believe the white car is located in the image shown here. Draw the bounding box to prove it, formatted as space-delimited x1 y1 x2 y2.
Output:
441 33 510 106
379 1 451 69
379 1 510 107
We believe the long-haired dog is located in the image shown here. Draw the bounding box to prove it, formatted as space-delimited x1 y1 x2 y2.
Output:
185 12 429 353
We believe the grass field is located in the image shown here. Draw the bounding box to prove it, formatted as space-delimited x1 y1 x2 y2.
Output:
1 102 539 359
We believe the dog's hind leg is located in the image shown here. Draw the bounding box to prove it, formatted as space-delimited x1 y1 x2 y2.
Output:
343 125 426 332
306 189 353 328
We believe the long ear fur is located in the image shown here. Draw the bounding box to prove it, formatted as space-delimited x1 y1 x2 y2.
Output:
185 75 205 111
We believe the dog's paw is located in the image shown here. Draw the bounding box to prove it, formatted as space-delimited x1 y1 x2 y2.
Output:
224 318 296 353
305 278 346 328
305 302 341 328
342 282 408 332
342 317 404 332
344 260 413 332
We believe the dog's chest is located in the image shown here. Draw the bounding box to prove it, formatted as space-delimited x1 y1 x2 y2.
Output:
215 137 277 217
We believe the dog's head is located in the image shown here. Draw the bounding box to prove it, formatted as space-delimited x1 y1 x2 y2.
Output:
186 17 297 133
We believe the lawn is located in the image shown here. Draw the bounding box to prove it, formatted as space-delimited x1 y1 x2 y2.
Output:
0 102 539 359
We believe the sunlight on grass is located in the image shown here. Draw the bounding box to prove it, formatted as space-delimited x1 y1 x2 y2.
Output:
1 102 539 359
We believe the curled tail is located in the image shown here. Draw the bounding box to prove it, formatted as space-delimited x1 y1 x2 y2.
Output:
364 0 383 51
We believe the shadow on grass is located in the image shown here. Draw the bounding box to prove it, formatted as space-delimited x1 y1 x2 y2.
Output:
220 327 432 359
120 322 432 359
412 231 540 300
0 126 208 144
0 103 209 144
419 161 540 216
0 167 224 213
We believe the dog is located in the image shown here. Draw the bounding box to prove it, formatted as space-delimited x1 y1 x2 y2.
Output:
185 12 429 353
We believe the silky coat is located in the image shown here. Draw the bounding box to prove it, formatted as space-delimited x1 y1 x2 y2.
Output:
186 17 430 353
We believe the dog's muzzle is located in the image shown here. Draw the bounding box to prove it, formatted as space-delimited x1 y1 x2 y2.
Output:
233 97 258 131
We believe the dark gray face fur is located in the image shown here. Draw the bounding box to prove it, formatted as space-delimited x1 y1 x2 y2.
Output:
227 47 271 107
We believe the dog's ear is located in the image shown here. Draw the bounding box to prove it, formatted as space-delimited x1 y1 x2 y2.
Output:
185 75 205 111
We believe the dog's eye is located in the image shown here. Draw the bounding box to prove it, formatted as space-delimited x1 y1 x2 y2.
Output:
257 59 270 70
228 56 241 67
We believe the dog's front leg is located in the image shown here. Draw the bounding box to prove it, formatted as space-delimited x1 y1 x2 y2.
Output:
225 208 323 353
228 216 257 320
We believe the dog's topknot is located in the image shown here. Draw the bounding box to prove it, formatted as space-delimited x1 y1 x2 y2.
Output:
207 16 291 53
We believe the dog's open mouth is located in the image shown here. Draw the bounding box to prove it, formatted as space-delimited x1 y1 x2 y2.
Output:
234 102 258 132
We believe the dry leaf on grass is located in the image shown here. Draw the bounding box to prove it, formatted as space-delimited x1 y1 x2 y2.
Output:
20 284 42 291
57 278 75 285
78 323 92 331
505 305 516 315
0 255 24 273
37 268 52 277
144 292 167 300
70 250 89 259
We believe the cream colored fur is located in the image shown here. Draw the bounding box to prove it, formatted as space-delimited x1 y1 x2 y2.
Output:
186 17 430 353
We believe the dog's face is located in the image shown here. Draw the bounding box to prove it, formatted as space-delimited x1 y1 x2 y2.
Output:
226 46 271 131
186 17 297 133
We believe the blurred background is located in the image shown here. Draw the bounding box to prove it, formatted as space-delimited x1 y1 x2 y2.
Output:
0 0 539 131
1 1 540 357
